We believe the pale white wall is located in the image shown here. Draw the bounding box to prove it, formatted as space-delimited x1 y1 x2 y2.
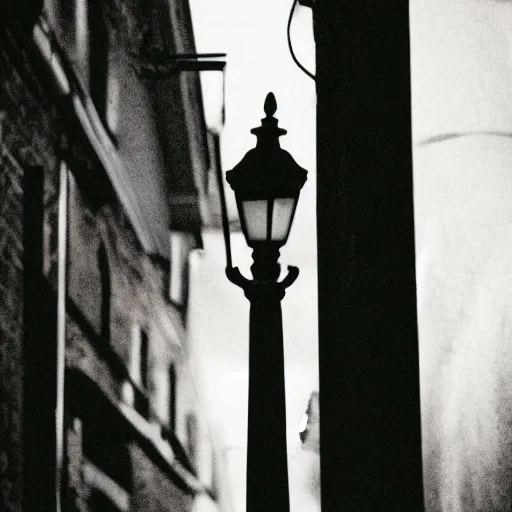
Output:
411 1 512 509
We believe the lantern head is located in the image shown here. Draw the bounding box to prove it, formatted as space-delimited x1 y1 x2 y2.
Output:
226 92 308 249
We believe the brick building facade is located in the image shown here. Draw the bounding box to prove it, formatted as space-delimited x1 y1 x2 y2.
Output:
0 1 222 511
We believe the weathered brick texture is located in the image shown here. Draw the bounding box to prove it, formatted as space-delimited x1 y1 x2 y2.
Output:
0 33 56 510
0 0 210 509
130 444 194 512
63 168 197 512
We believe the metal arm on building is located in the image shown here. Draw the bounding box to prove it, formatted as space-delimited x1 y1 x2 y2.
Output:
130 52 226 77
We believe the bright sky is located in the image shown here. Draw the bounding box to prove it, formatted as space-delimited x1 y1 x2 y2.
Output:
187 1 317 510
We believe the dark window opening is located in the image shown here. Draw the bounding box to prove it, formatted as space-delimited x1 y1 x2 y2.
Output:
82 419 131 491
87 488 123 512
169 363 176 431
207 130 221 196
88 0 109 122
135 328 150 418
140 329 149 389
98 242 111 342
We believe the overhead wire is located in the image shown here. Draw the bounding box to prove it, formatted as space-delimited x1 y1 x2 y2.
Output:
287 0 316 81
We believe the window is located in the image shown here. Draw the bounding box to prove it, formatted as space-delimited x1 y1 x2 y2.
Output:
186 412 198 469
82 418 131 511
88 0 109 122
168 363 177 431
134 326 149 418
139 329 149 390
207 131 220 196
169 231 196 307
123 325 150 418
98 242 111 342
87 488 127 512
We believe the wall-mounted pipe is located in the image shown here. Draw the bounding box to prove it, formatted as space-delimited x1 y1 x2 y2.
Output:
55 151 69 512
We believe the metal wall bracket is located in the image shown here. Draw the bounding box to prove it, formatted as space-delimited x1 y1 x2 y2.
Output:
130 51 226 79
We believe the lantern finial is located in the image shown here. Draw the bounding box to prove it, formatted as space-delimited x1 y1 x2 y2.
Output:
264 92 277 118
251 92 286 140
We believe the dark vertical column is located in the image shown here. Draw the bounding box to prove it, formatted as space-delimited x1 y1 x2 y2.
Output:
315 2 424 509
23 165 57 511
246 293 289 512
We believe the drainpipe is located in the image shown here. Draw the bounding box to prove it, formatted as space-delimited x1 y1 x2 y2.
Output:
32 20 70 510
55 144 69 512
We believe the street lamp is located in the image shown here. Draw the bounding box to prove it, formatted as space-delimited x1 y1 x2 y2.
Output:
223 92 308 511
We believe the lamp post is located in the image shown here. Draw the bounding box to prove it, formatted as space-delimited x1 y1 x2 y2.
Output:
224 92 307 511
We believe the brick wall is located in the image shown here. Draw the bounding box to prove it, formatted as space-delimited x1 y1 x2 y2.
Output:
0 153 24 512
130 444 193 512
0 0 210 509
65 160 196 512
0 24 58 511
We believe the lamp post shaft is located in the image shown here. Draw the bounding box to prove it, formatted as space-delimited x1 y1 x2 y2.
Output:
226 261 299 512
246 286 289 512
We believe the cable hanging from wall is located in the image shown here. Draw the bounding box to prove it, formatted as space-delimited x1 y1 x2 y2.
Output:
287 0 315 81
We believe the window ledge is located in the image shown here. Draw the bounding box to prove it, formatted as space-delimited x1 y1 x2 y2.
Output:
119 403 176 462
66 368 212 497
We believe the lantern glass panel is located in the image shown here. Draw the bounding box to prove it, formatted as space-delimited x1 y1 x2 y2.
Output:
242 199 269 241
271 197 296 242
